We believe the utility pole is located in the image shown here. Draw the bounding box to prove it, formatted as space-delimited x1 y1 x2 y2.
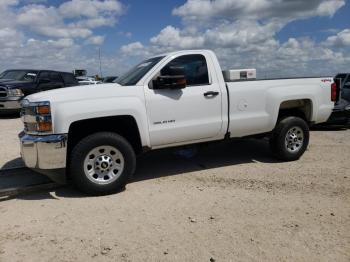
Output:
98 47 103 78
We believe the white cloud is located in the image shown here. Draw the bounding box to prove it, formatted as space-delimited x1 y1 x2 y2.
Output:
204 20 280 47
17 5 61 27
0 0 349 78
75 17 116 29
150 26 205 50
59 0 124 18
85 35 105 45
173 0 345 21
16 1 124 39
120 42 149 57
34 26 93 39
0 0 126 76
20 0 47 4
0 0 19 8
324 28 350 47
122 0 349 78
0 27 23 48
47 38 75 48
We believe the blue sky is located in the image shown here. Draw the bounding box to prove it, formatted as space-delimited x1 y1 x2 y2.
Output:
277 2 350 42
1 0 349 77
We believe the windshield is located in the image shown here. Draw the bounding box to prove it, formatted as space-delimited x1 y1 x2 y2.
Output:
116 56 165 86
0 70 38 82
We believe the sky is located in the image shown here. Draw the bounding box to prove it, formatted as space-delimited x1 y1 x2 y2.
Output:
0 0 349 78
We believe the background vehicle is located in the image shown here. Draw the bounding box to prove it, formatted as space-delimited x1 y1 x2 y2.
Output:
326 73 350 125
103 76 118 83
0 70 78 113
19 50 337 195
73 69 87 78
335 73 350 101
77 77 102 85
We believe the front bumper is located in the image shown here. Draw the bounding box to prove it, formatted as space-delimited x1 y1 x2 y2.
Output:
19 131 68 170
0 97 22 110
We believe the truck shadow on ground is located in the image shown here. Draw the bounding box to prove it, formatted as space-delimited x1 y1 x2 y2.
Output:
310 124 349 132
1 158 24 169
133 139 278 183
2 138 281 201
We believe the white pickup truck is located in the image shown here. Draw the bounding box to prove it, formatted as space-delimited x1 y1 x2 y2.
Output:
19 50 337 195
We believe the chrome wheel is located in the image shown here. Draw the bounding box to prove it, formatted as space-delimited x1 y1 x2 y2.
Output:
83 145 125 185
285 126 304 153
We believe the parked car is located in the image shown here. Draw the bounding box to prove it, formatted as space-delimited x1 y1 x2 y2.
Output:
19 50 337 195
335 73 350 101
103 76 118 83
77 77 102 85
0 70 78 113
326 73 350 125
78 79 102 85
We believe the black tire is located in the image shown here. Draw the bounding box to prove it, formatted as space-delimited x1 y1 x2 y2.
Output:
69 132 136 195
269 116 309 161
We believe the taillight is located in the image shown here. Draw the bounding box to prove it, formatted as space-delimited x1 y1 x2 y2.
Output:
331 82 337 102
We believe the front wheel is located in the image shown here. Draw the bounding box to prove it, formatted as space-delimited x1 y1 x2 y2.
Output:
269 116 309 161
69 132 136 195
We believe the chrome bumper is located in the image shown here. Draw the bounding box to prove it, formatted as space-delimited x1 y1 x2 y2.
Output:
19 131 68 169
0 99 21 110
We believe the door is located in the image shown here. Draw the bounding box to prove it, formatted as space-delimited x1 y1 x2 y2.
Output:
342 76 350 102
144 54 223 147
37 71 64 91
49 72 64 89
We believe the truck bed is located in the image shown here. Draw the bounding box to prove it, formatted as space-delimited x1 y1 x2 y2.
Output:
226 77 334 137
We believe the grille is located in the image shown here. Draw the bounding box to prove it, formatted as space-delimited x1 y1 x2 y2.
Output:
0 87 7 98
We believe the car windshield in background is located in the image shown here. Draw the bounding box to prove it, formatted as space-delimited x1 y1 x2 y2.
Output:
103 76 118 83
116 56 165 86
0 70 38 82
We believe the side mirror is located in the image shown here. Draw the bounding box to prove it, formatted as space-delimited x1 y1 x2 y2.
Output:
153 66 186 90
38 78 50 84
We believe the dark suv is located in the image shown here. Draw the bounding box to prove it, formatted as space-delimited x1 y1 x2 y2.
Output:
327 73 350 125
0 69 78 113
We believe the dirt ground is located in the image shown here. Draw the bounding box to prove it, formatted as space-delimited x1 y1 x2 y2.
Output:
0 117 349 262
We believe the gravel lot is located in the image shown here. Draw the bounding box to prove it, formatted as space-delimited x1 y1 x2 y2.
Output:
0 117 349 262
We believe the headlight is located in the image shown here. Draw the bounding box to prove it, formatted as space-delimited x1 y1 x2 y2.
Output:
7 88 24 97
21 100 52 134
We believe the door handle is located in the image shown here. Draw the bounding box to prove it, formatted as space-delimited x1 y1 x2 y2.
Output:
204 91 219 97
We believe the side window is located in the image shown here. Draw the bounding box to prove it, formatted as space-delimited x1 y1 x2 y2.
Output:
50 72 62 82
61 73 78 85
39 71 50 79
162 55 210 86
344 77 350 89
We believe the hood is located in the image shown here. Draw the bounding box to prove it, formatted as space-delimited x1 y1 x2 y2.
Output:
0 78 16 83
26 82 134 104
0 80 34 89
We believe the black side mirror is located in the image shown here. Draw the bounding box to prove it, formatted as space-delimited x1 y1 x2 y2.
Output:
38 78 50 84
153 66 186 90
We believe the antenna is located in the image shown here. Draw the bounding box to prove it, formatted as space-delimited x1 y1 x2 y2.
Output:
98 47 103 78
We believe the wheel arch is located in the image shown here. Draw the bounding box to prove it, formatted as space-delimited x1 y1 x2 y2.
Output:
278 99 314 123
67 115 144 160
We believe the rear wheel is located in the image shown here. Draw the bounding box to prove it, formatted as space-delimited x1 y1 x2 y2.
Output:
69 132 136 195
270 116 309 161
